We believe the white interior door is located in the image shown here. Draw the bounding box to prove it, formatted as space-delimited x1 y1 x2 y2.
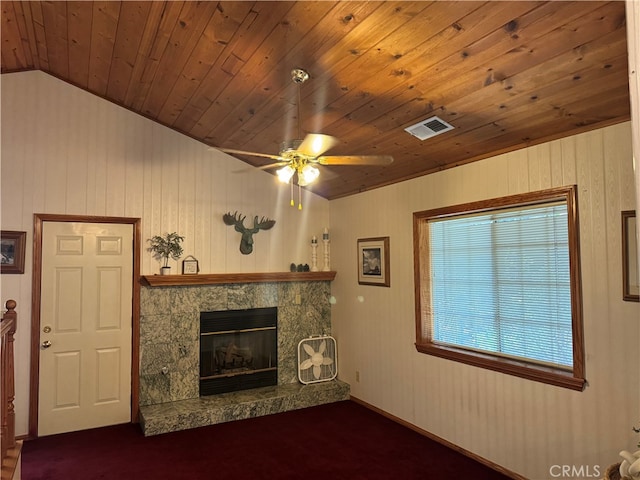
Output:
38 221 133 436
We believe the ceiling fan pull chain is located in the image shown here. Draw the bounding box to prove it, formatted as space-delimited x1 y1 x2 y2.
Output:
290 181 294 207
298 184 303 210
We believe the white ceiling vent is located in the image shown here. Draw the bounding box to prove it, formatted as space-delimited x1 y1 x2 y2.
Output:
404 116 454 141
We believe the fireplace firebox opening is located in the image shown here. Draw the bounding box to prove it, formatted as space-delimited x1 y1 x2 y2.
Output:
200 307 277 396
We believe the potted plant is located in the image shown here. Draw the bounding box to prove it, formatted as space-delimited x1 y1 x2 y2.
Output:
147 232 185 275
605 424 640 480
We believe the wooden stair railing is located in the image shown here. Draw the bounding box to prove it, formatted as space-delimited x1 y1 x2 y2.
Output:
1 300 17 476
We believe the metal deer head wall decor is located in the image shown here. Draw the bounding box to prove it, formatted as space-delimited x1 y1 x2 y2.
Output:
223 212 276 255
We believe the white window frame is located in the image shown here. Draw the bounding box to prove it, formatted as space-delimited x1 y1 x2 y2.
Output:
413 185 585 390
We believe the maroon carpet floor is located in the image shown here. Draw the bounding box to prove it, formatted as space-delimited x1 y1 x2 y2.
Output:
22 400 512 479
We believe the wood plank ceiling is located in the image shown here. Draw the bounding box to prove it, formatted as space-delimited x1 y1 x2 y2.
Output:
1 1 630 200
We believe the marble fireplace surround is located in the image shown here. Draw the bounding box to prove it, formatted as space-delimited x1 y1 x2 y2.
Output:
138 272 350 435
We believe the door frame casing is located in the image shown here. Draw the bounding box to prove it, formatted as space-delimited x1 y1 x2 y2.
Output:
30 213 141 438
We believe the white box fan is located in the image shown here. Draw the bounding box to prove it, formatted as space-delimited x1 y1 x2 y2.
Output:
297 335 337 384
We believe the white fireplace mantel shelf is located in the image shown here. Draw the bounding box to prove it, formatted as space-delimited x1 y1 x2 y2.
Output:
140 271 337 287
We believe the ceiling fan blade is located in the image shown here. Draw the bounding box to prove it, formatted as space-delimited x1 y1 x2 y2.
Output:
257 162 289 170
297 134 338 157
316 155 394 166
216 147 284 161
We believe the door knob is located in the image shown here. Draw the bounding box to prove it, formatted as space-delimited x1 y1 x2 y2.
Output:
41 340 52 349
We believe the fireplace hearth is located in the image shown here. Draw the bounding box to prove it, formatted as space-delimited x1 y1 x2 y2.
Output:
200 307 277 396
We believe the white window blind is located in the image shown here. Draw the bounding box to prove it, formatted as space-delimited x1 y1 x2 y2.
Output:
428 201 573 369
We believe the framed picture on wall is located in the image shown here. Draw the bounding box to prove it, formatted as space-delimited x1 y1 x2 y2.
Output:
622 210 639 302
357 237 390 287
1 231 26 274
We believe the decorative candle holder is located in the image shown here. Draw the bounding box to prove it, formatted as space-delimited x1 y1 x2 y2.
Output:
322 228 330 272
311 236 319 272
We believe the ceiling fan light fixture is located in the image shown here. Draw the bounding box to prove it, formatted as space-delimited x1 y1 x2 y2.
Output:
299 164 320 185
276 165 295 183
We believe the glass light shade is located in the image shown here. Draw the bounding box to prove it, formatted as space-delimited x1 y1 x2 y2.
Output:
276 165 295 183
299 164 320 185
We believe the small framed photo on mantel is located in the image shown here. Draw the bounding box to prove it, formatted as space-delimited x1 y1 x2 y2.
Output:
182 255 199 275
357 237 390 287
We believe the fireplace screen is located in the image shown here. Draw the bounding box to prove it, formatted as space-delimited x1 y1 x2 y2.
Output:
200 307 277 396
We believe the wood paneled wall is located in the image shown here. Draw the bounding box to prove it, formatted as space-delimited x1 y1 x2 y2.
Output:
0 70 330 436
330 122 639 478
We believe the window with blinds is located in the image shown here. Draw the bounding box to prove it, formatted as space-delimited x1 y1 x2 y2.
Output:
413 186 585 390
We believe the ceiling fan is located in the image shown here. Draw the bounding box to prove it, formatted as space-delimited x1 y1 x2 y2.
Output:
217 68 394 209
